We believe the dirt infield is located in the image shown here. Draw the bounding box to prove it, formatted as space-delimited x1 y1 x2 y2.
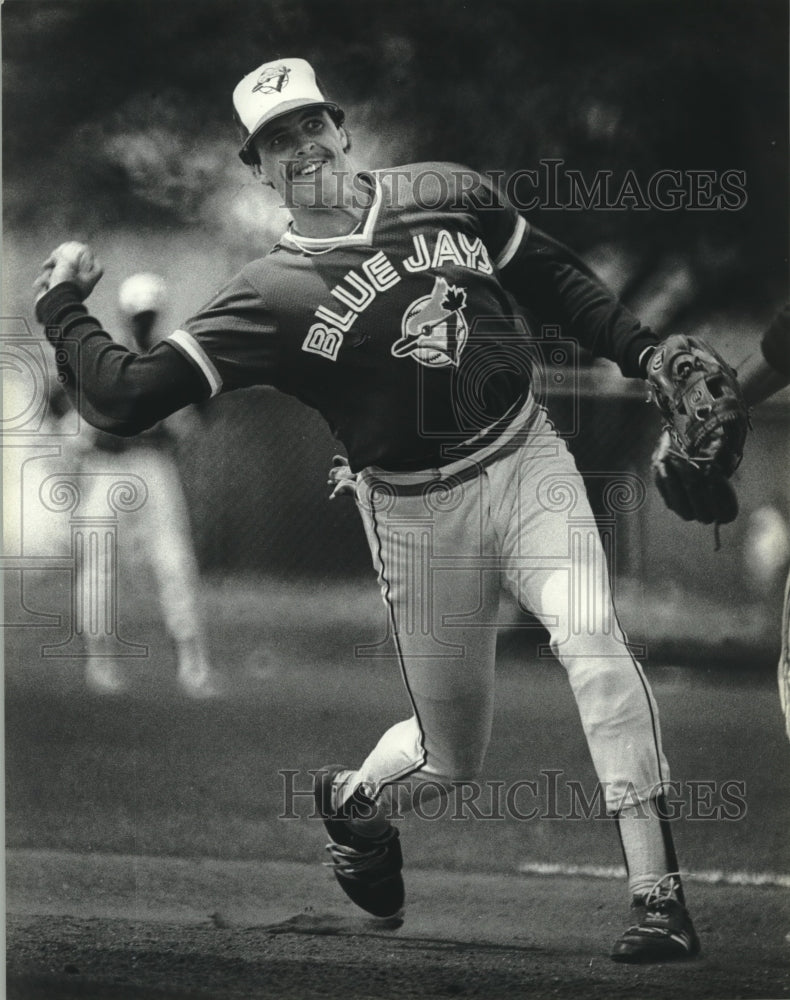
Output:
7 850 790 999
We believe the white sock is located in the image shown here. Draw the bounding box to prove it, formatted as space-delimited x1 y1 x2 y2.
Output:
617 806 673 900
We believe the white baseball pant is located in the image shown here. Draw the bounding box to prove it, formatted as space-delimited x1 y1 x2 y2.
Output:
350 401 669 814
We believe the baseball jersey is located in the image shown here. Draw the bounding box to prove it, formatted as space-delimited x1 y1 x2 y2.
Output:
165 163 655 471
37 163 657 471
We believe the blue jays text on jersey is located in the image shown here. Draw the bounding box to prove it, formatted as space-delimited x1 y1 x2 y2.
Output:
303 228 493 363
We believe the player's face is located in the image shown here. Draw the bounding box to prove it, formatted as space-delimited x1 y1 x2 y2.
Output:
253 108 350 209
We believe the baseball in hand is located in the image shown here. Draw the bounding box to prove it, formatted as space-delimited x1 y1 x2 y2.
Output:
34 241 104 303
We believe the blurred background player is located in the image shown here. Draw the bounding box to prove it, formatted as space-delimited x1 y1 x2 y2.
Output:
53 273 220 697
739 304 790 739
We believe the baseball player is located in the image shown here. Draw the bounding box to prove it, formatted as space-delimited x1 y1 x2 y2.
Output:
33 57 698 962
52 274 220 697
738 305 790 739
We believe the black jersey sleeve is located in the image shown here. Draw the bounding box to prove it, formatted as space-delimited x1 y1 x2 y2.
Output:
461 173 658 378
36 282 208 435
459 168 530 270
498 225 658 378
167 269 281 395
761 303 790 377
502 226 658 378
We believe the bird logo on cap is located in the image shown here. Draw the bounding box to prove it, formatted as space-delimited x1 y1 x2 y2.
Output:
253 64 291 94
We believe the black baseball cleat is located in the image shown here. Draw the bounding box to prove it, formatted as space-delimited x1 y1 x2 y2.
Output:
314 766 404 918
610 873 700 963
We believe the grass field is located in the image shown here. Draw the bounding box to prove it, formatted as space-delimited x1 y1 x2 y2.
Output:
5 575 790 998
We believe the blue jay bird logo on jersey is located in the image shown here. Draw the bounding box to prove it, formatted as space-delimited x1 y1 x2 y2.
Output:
253 65 290 94
392 278 469 368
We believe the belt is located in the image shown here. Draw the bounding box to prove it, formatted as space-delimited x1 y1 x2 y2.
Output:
360 394 541 497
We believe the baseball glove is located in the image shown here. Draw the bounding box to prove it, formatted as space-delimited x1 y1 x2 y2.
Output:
646 334 749 528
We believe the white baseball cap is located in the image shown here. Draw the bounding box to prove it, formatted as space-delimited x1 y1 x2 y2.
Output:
233 58 344 164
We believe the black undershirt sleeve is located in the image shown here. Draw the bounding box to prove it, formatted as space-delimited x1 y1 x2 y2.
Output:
498 225 659 378
36 282 210 435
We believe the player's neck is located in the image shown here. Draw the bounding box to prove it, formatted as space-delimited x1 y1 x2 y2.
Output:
290 169 374 240
290 206 365 239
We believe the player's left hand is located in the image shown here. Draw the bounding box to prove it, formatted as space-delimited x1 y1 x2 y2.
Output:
327 454 358 499
33 241 104 304
646 333 749 527
651 428 738 525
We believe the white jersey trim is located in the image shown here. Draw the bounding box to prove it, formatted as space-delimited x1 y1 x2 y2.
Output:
167 329 223 397
495 214 528 269
279 173 383 253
